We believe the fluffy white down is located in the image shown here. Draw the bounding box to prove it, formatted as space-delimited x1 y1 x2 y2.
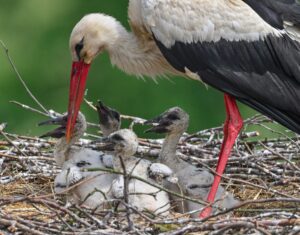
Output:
149 163 178 184
129 0 281 48
54 149 115 210
149 163 173 176
112 158 171 216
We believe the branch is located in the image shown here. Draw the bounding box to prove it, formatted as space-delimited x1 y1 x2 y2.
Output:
0 40 49 115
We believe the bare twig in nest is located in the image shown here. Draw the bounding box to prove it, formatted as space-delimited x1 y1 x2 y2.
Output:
117 155 134 231
0 123 27 157
0 217 46 235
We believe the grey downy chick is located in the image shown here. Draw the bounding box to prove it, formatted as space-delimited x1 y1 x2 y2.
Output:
104 129 176 216
145 107 239 217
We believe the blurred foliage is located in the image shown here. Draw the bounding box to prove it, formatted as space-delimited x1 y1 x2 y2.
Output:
0 1 285 138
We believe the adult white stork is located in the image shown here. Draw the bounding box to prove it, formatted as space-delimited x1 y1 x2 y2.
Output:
65 0 300 217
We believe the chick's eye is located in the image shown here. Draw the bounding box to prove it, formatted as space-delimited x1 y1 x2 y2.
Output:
112 111 120 122
112 134 124 141
76 161 91 167
167 113 180 120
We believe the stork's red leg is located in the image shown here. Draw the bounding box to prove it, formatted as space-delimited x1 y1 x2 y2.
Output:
199 94 243 218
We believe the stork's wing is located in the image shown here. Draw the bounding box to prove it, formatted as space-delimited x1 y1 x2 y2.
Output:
141 0 300 134
243 0 300 40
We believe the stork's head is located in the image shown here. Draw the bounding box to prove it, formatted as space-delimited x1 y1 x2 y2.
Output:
145 107 189 135
66 13 122 142
104 129 138 159
70 13 121 64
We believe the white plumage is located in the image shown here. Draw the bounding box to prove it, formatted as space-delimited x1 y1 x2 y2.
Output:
135 0 280 47
54 150 115 209
107 129 175 216
149 163 178 184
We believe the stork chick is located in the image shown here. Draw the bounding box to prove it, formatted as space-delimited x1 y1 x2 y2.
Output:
104 129 176 216
146 107 238 217
40 102 120 209
39 113 86 167
53 150 115 209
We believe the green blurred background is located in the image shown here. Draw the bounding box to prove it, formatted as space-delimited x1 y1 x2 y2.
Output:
0 1 275 137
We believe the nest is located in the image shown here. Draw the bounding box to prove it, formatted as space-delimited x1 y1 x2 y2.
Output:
1 113 300 235
0 41 300 234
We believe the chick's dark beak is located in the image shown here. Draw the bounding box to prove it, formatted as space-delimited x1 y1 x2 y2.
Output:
145 125 169 134
96 100 120 125
144 115 162 126
91 137 116 151
38 116 67 127
144 115 170 134
38 116 68 138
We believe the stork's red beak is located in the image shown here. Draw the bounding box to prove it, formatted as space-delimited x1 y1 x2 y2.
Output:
66 61 91 142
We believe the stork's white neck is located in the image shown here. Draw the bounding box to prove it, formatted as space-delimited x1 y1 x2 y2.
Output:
106 22 176 78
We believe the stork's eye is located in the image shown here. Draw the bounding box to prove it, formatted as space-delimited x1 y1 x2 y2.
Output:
167 113 180 120
75 38 84 60
112 134 124 141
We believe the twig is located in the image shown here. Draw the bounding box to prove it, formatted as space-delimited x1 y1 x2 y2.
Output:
0 124 28 157
118 155 134 231
0 40 49 115
10 100 49 117
0 214 47 235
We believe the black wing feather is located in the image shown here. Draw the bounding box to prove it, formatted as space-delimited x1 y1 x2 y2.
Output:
154 34 300 134
243 0 300 28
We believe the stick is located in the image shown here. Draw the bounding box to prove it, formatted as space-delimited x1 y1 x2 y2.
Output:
0 40 49 115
